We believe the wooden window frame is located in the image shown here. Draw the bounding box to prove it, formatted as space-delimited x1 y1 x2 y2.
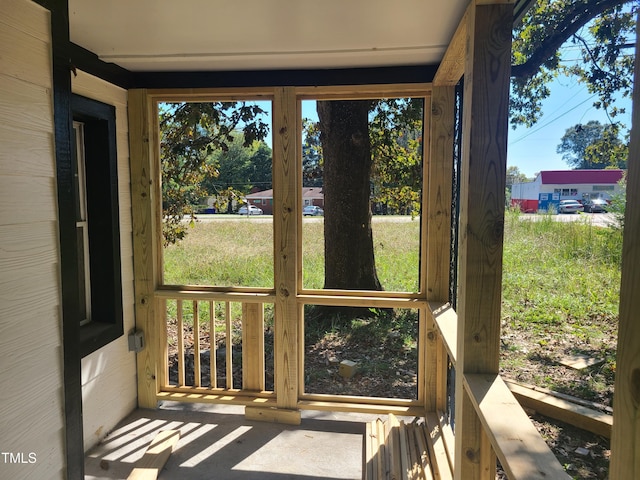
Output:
71 94 124 358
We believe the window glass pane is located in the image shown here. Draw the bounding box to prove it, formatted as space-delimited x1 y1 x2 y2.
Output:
301 98 423 293
160 101 273 287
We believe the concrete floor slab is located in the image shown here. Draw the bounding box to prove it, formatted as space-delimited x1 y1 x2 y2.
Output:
85 402 383 480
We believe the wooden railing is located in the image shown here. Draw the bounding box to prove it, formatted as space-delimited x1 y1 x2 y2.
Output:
154 290 277 406
428 302 571 480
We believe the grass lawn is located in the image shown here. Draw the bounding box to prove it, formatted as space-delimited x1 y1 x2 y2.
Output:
500 210 621 406
163 211 621 404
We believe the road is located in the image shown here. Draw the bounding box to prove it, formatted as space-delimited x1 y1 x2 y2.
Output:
521 212 618 228
196 212 618 228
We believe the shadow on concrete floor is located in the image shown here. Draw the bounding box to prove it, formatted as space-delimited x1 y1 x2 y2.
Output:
85 402 379 480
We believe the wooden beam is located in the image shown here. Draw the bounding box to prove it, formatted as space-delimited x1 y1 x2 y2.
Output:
454 2 513 479
433 5 469 87
127 430 180 480
128 89 160 408
506 380 612 438
242 303 265 391
425 86 455 412
245 405 301 425
464 374 570 479
272 87 300 412
610 10 640 478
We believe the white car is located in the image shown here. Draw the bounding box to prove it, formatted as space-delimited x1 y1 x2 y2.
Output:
303 205 324 216
238 204 263 215
557 199 584 214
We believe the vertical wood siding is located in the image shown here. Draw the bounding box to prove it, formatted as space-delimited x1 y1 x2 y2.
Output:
72 70 137 452
0 0 65 478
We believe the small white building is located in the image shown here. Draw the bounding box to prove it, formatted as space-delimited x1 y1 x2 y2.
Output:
511 169 625 212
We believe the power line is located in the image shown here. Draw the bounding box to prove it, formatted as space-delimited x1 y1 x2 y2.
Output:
510 93 599 145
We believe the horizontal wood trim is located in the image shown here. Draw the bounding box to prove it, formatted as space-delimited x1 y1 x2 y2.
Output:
298 294 426 309
134 65 438 90
296 83 431 99
300 288 424 300
147 87 276 102
506 380 613 438
300 392 422 408
464 374 570 480
156 391 277 407
430 302 457 363
155 288 276 303
245 406 302 425
298 399 425 417
72 70 127 106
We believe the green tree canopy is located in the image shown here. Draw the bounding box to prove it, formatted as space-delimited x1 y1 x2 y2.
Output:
511 0 635 129
159 102 269 245
557 120 627 169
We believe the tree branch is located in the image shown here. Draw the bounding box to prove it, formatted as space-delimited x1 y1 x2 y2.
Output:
511 0 630 79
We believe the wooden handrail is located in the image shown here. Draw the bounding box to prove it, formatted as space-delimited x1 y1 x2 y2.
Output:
464 374 570 479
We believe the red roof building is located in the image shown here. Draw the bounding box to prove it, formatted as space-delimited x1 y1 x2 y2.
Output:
511 169 624 213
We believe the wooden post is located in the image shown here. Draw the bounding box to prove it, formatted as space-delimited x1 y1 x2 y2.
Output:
610 12 640 479
128 89 160 408
425 85 456 413
453 2 513 479
271 87 301 420
242 303 265 391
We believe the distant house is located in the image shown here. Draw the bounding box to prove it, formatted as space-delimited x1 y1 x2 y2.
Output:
246 187 324 215
511 169 625 213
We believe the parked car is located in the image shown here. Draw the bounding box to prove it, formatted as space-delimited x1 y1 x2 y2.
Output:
557 199 584 214
583 198 608 213
303 205 324 216
237 204 263 215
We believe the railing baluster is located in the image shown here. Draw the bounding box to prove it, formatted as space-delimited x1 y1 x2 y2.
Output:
193 300 201 387
226 301 233 389
160 299 169 388
177 300 185 387
210 300 216 389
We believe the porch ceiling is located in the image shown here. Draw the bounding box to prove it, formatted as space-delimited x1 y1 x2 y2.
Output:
68 0 468 72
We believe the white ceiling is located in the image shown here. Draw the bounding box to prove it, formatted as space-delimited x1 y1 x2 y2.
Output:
69 0 468 72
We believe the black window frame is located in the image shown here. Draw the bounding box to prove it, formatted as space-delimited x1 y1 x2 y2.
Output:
70 94 124 357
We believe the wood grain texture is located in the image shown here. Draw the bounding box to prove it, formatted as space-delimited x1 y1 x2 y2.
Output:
272 87 300 410
464 374 570 479
242 303 265 391
507 381 612 438
127 430 180 480
425 86 455 412
610 12 640 478
433 5 468 87
0 174 57 225
129 89 160 408
454 3 513 479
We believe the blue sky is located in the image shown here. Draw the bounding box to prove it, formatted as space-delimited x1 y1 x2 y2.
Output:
507 73 632 179
255 73 632 181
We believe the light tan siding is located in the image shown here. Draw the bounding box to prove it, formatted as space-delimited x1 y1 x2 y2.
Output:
72 70 138 452
0 0 66 478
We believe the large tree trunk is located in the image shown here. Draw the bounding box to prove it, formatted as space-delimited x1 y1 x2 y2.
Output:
317 100 382 292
